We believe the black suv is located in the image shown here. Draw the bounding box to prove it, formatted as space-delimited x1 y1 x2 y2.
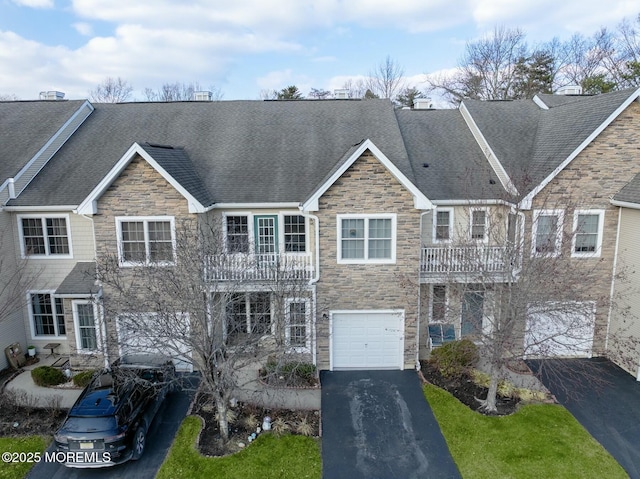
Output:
54 354 176 468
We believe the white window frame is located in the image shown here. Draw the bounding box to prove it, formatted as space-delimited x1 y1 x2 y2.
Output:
27 291 67 340
223 212 253 254
224 292 274 339
432 208 453 243
115 216 176 267
469 207 489 243
285 298 312 352
17 214 73 259
72 300 101 354
571 209 605 258
336 213 397 264
531 209 564 258
281 214 308 254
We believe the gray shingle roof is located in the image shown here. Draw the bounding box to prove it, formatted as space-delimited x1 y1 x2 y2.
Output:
10 99 410 206
55 262 98 295
0 100 87 182
614 173 640 204
138 143 213 207
463 89 639 196
395 109 508 200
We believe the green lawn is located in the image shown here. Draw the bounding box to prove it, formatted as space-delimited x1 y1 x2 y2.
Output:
423 384 627 479
0 436 49 479
157 416 321 479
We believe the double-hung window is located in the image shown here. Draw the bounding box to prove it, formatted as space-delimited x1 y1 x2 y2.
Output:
284 215 306 252
285 299 311 350
434 209 452 242
572 210 604 258
73 301 99 351
337 214 396 264
532 210 563 257
19 215 71 257
470 209 488 242
226 216 250 253
116 217 175 266
29 293 65 337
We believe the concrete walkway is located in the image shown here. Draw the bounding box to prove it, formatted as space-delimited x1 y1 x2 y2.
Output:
2 356 82 408
321 370 460 479
2 356 320 411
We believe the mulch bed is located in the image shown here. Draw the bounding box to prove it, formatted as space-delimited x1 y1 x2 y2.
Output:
420 361 519 416
192 393 320 457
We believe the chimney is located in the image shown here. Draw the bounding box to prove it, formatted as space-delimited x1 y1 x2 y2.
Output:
413 97 433 109
193 91 213 101
556 85 582 95
39 91 65 101
333 89 349 99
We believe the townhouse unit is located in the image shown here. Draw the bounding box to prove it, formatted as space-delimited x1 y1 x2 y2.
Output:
1 88 640 378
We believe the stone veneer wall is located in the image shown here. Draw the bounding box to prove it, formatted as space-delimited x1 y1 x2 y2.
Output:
527 101 640 354
92 154 196 361
315 152 423 370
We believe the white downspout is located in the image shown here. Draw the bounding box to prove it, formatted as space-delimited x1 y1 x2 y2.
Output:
416 210 432 369
299 209 320 366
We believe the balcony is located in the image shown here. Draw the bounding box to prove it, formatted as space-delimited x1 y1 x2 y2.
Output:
205 253 314 282
420 245 515 282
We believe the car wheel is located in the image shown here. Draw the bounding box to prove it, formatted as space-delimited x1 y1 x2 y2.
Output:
131 426 146 460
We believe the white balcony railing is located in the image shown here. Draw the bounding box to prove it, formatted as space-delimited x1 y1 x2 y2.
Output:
420 246 510 275
205 253 314 282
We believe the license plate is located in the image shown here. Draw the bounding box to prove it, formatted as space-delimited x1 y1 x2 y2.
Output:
79 442 93 450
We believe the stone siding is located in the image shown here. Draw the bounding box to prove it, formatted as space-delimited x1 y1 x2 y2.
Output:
315 152 422 370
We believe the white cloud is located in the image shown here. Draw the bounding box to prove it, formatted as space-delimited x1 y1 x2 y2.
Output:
11 0 54 8
73 22 93 36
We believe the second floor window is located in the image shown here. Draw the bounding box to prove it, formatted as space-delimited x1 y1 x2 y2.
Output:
117 217 175 265
284 215 306 252
19 216 70 257
338 214 396 263
532 210 563 257
434 210 452 242
226 216 249 253
572 210 604 257
471 209 487 241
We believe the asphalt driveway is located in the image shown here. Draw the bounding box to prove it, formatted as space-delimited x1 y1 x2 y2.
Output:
27 373 198 479
527 358 640 479
320 370 460 479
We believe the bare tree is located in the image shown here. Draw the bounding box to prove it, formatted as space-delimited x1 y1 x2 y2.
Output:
97 216 313 441
0 230 39 326
308 88 332 99
90 77 133 103
143 82 223 102
367 55 406 100
0 93 19 101
428 26 527 104
340 78 368 99
424 190 639 412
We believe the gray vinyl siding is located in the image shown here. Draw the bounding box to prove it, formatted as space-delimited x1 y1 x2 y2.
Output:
609 207 640 377
0 211 27 370
15 211 96 353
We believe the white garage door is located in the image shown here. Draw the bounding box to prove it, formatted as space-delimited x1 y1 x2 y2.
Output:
117 313 193 372
331 311 404 370
525 302 595 358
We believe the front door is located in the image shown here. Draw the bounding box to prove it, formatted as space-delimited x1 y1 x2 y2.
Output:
461 289 484 337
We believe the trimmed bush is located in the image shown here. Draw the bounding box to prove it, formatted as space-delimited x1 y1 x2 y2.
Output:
31 366 66 387
429 339 479 378
73 370 95 388
261 359 317 387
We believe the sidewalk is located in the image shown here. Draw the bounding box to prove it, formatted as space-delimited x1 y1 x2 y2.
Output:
2 356 321 411
2 355 82 408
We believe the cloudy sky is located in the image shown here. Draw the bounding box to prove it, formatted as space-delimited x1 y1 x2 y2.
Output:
1 0 638 101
